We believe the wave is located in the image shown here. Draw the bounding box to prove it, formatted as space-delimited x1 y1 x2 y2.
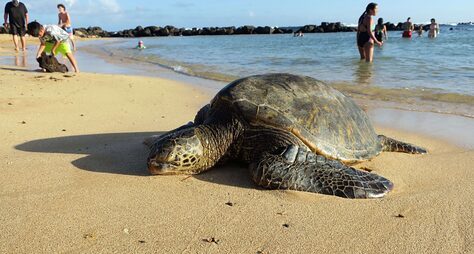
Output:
330 82 474 118
82 40 474 119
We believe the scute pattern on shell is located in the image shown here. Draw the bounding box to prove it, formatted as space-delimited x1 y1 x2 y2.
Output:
211 73 381 162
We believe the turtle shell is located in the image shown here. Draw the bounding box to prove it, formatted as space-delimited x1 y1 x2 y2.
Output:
210 73 381 162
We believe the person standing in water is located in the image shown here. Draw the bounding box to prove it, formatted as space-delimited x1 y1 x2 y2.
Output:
57 4 76 51
374 18 388 42
428 18 439 38
417 25 423 37
402 17 414 38
357 3 382 63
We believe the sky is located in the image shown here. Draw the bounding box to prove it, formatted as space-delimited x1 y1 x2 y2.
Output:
13 0 474 31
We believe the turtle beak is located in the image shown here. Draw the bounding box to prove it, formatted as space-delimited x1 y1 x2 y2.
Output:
148 159 177 175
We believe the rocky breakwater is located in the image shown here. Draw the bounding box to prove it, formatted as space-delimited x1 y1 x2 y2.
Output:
71 22 358 38
296 22 357 33
108 25 295 37
73 27 112 38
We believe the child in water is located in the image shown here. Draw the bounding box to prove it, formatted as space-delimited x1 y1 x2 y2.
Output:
417 26 423 37
428 18 439 38
137 40 146 49
374 18 388 42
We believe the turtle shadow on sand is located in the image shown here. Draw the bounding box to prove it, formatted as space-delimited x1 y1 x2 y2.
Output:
14 132 255 188
0 67 36 73
15 132 160 176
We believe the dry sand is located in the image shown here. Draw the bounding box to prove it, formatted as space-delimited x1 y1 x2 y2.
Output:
1 35 473 254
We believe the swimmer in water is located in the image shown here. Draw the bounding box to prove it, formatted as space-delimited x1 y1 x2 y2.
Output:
137 40 146 49
374 18 388 42
428 18 439 38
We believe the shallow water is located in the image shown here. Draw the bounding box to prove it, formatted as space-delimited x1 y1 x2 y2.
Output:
96 25 474 98
1 25 473 117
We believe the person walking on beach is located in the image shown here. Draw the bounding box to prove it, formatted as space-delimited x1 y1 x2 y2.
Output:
27 21 80 73
3 0 28 51
428 18 439 38
357 3 382 63
374 18 388 42
402 17 414 38
57 4 76 51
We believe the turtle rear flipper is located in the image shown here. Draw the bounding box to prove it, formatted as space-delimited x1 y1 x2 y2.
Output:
250 145 393 199
378 135 427 154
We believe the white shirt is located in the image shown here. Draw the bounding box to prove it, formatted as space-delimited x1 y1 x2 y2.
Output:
40 24 70 43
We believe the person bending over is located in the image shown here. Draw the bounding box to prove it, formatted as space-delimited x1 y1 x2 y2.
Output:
27 21 79 73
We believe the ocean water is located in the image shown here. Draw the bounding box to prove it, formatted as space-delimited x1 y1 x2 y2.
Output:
93 25 474 99
1 24 472 116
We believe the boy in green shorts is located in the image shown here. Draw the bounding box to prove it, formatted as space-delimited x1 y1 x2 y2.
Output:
27 21 79 73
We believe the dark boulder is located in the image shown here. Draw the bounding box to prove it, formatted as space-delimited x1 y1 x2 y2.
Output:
157 27 170 36
273 28 284 34
235 25 255 34
396 22 404 30
145 26 160 34
385 22 397 31
326 23 337 32
299 25 317 33
254 26 274 34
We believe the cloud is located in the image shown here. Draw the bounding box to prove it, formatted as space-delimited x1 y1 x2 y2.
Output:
24 0 120 15
64 0 76 7
98 0 120 13
248 11 255 17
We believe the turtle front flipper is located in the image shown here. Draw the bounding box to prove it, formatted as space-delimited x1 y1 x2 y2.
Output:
378 135 427 154
250 145 393 199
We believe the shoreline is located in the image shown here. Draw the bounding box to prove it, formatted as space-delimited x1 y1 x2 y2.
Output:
1 35 473 149
1 35 473 253
78 37 474 119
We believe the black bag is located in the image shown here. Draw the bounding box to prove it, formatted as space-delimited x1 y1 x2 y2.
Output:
36 52 69 73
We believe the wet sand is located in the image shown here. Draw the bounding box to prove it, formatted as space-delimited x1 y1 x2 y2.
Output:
0 35 473 253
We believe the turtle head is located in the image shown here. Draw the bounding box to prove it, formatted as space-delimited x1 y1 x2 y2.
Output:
147 127 205 175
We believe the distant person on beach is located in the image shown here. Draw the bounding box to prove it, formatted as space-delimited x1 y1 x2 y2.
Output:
57 4 76 51
374 18 388 42
27 21 80 73
3 0 28 51
402 17 414 38
357 3 382 62
429 18 439 38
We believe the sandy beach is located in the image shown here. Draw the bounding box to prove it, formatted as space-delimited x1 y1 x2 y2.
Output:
0 35 473 253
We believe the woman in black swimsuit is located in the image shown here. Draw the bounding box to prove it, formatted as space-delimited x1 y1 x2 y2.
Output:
357 3 383 62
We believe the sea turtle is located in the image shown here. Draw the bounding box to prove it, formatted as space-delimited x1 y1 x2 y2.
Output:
146 74 426 198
